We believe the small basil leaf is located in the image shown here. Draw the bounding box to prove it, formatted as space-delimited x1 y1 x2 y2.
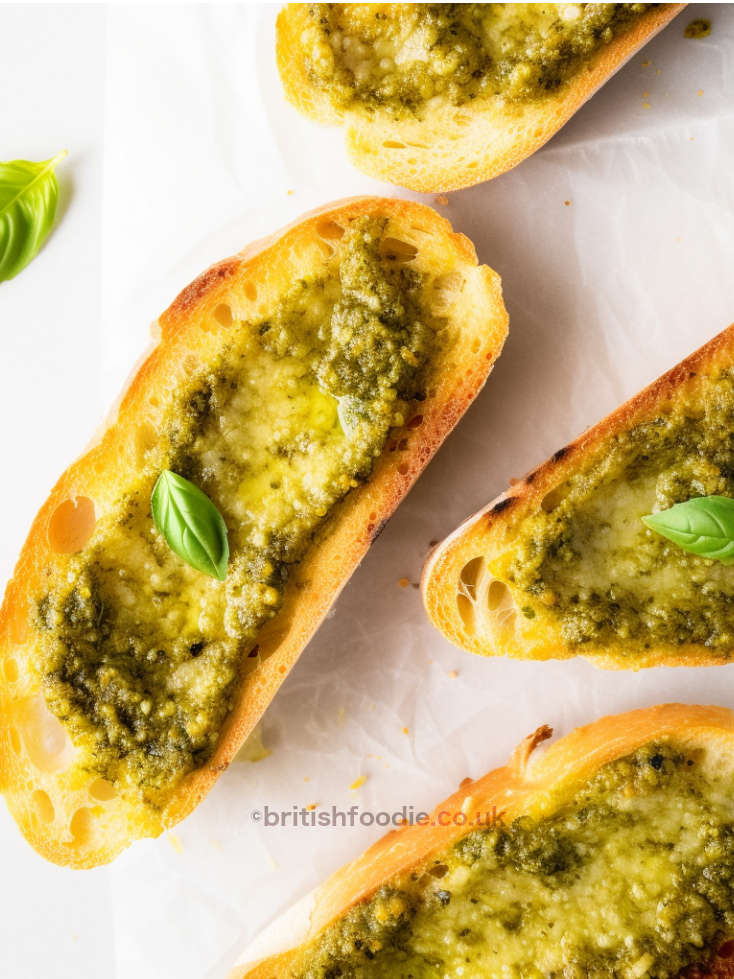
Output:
642 495 734 564
151 470 229 580
0 151 67 283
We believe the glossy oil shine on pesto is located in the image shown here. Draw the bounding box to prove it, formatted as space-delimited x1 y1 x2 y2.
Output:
294 743 734 978
34 217 442 800
301 3 652 117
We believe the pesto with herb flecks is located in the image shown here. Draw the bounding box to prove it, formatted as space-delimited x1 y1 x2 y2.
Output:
301 3 652 118
35 217 441 801
293 743 734 978
495 368 734 654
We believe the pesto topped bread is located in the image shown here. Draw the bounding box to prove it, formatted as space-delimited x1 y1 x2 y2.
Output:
423 324 734 669
230 704 734 979
0 197 508 866
276 3 684 192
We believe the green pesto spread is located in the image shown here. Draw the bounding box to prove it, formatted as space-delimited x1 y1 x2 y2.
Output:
301 3 652 117
496 368 734 654
35 218 439 800
295 742 734 978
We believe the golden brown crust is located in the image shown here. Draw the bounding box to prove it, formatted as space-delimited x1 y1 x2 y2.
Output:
422 323 734 670
0 196 508 867
231 703 734 979
276 4 686 193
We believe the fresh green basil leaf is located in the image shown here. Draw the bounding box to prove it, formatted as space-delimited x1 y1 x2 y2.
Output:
642 495 734 564
151 470 229 580
0 151 67 283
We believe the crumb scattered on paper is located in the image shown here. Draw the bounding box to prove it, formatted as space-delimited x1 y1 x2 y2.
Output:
350 775 367 791
168 833 183 854
684 18 712 39
234 723 271 763
398 577 410 588
434 195 449 206
402 726 409 735
448 670 459 679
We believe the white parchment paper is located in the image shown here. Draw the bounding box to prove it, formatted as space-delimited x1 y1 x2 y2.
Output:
2 5 734 978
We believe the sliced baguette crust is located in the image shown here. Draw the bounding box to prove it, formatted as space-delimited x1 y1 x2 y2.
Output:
276 4 685 193
0 197 508 867
231 703 734 979
422 324 734 671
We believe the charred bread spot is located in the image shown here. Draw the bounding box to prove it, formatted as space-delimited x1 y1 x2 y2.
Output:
684 943 734 978
162 258 240 329
551 446 569 464
369 517 389 542
490 496 515 516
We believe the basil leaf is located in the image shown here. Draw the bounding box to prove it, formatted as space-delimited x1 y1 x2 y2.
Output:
151 470 229 580
642 495 734 564
0 151 67 283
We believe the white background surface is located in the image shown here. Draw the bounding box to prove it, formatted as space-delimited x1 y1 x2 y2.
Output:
1 4 733 978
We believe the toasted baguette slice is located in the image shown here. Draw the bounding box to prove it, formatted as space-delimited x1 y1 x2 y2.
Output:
276 4 685 193
229 703 734 979
0 197 508 867
423 324 734 670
